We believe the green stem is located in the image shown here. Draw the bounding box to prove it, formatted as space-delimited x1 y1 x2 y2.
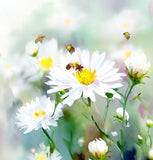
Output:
81 96 91 107
120 130 125 160
120 83 135 160
148 128 152 148
88 97 91 107
91 116 122 157
42 128 55 148
91 116 110 138
122 83 135 127
102 99 111 128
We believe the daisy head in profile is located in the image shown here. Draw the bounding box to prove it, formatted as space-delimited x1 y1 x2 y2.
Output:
46 48 123 106
88 138 108 159
125 51 151 84
16 95 63 134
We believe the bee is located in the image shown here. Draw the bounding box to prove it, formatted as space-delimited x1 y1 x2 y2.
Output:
35 35 45 43
66 63 74 70
66 62 84 72
123 32 130 40
66 44 75 54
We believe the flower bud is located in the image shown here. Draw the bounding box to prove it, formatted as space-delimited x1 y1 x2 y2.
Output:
146 120 153 128
25 41 38 57
88 138 108 159
125 52 150 83
138 135 143 143
148 148 153 159
116 107 129 121
78 137 85 147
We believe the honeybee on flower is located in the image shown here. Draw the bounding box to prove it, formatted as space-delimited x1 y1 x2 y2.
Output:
123 32 130 40
66 44 75 54
35 35 45 43
101 9 148 39
66 62 84 72
46 48 123 106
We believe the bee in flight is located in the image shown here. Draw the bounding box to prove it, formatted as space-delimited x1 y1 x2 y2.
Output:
66 44 75 54
35 35 45 43
123 32 130 40
66 62 84 72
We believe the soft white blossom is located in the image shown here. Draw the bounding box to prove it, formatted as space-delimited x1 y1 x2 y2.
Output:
125 51 151 83
46 49 123 106
16 96 63 134
116 107 129 121
88 138 108 158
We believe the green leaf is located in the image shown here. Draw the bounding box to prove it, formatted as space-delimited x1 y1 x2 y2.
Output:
105 92 113 99
59 90 65 95
30 50 38 57
117 141 121 149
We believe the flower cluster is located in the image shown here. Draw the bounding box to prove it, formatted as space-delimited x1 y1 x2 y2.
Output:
15 41 151 159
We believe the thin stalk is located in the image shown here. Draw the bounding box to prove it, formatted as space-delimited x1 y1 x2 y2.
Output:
81 96 91 107
42 128 55 147
91 116 122 157
102 99 111 128
148 128 152 148
120 130 125 160
91 116 110 138
122 83 135 127
120 83 135 160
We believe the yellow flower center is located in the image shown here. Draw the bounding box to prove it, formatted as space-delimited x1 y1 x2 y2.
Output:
124 50 132 59
76 68 96 85
36 154 46 160
122 22 130 29
5 63 12 69
33 110 46 118
40 56 53 71
64 18 71 24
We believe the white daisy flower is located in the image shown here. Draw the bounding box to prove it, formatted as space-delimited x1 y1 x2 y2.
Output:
28 142 62 160
29 149 62 160
47 3 86 33
37 38 64 71
16 95 63 134
116 107 129 121
88 138 108 159
46 49 123 106
0 54 25 79
101 9 148 39
25 38 63 72
125 51 151 83
110 45 144 61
